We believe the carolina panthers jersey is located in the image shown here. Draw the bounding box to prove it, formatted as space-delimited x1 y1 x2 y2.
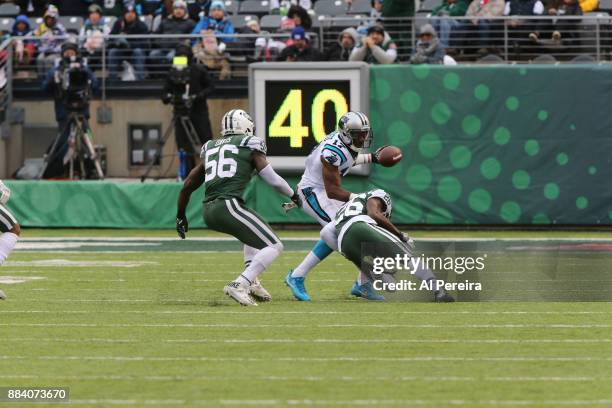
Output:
299 131 358 190
201 135 266 203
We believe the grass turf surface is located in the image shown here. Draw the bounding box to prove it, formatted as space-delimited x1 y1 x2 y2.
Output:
1 232 612 407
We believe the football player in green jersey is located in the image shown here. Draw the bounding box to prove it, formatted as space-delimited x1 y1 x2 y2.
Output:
176 109 300 306
322 188 454 302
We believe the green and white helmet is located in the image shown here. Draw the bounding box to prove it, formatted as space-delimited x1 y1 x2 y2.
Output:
369 189 393 219
221 109 255 137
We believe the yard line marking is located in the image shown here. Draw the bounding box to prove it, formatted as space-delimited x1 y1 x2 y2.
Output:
3 338 612 345
19 237 612 242
1 355 611 363
60 400 612 406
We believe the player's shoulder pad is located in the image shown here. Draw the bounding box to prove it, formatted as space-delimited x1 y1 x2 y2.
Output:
242 136 267 154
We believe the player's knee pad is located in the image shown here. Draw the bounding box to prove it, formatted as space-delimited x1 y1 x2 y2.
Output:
270 241 284 254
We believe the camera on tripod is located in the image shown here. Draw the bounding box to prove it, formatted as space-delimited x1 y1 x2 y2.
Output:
163 56 193 111
55 43 92 112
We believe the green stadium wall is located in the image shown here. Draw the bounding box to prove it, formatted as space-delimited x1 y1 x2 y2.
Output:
5 64 612 228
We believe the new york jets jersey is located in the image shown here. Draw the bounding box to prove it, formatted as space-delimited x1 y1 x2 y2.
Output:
299 131 358 190
201 135 266 203
334 189 392 233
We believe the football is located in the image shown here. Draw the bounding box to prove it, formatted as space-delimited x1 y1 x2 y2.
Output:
376 145 403 167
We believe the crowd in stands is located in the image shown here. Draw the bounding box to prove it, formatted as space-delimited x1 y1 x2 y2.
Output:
0 0 609 82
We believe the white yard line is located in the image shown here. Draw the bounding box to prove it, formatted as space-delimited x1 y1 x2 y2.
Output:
4 310 612 315
3 323 612 328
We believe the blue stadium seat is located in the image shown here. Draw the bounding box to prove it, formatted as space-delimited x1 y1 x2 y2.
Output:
314 0 348 17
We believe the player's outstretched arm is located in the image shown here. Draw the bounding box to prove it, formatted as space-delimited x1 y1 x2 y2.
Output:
176 163 205 239
253 152 299 205
354 146 388 166
321 159 353 202
366 197 409 243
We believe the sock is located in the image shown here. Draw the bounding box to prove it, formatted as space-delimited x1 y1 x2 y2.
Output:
0 232 18 265
291 239 332 278
243 245 258 270
236 244 282 284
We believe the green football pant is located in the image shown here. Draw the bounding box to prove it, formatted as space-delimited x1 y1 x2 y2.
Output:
204 197 281 250
339 221 408 269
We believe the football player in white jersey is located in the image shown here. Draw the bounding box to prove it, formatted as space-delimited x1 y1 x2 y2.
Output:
0 180 21 300
284 111 387 301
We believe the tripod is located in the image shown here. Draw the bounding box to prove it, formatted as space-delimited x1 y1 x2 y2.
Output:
140 109 202 183
38 112 105 180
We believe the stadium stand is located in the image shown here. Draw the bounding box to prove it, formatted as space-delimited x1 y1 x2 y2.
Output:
0 3 19 18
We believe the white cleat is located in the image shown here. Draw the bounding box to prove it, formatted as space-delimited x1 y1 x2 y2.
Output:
249 279 272 302
0 289 6 300
224 281 257 306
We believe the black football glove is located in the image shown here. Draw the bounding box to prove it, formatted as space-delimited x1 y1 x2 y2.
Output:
372 145 389 164
282 191 302 213
176 215 188 239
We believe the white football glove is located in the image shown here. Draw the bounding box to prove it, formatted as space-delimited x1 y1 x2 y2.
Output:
399 232 415 252
0 181 10 205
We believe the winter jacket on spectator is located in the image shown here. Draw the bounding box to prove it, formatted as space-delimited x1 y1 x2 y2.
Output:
579 0 598 11
410 24 445 64
90 0 131 17
432 0 470 16
34 11 67 55
465 0 505 19
349 26 397 64
12 15 33 37
546 0 582 15
154 14 196 48
79 17 111 54
136 0 165 15
276 43 320 61
12 15 36 63
50 1 90 17
14 0 48 16
110 13 150 49
504 0 544 15
323 27 358 61
192 1 234 43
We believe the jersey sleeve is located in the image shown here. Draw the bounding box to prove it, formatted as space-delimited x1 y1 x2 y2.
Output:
321 144 347 167
245 136 267 155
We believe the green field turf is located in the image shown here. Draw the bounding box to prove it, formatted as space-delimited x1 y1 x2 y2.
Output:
1 233 612 407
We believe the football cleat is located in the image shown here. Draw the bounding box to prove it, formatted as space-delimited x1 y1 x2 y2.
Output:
284 270 311 301
0 289 5 300
249 279 272 302
435 289 455 303
350 281 385 301
224 281 257 306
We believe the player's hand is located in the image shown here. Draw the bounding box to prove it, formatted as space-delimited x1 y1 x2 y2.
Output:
291 192 301 207
399 233 415 252
176 216 188 239
0 181 10 205
372 145 389 164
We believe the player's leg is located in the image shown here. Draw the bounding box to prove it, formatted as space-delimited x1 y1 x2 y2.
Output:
205 198 283 306
0 205 20 300
243 244 272 302
286 188 340 301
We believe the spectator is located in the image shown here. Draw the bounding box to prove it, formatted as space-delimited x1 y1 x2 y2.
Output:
349 24 397 64
286 5 312 29
136 0 165 16
79 4 111 68
192 28 231 79
150 0 196 69
579 0 598 11
242 20 287 61
463 0 505 51
504 0 544 47
323 27 358 61
276 26 320 61
50 0 91 17
109 5 150 81
187 0 212 21
410 24 445 64
530 0 581 45
90 0 132 17
34 6 67 76
191 0 235 44
371 0 383 19
11 15 37 65
14 0 48 16
431 0 469 49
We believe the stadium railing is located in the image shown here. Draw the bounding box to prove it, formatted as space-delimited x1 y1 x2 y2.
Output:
0 38 12 134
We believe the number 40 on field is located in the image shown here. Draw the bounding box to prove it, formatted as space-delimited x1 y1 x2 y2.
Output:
269 89 348 148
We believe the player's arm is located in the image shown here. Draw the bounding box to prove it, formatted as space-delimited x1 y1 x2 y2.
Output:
176 163 205 239
253 152 300 205
321 158 354 202
0 180 11 205
366 197 409 243
354 146 389 166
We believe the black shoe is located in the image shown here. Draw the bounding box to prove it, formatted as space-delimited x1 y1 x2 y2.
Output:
435 290 455 303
